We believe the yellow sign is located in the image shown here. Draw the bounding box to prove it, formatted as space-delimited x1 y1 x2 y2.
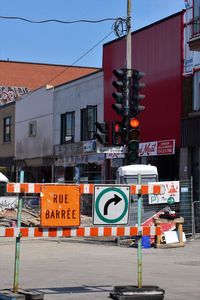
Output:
40 185 80 227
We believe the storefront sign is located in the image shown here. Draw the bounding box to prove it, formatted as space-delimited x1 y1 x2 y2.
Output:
106 152 125 159
76 155 88 164
40 185 80 227
139 139 175 157
83 140 96 152
97 146 125 154
149 181 180 205
88 153 105 163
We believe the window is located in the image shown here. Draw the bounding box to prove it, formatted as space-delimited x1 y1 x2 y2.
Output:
3 117 11 142
61 111 75 144
81 105 97 141
29 120 37 137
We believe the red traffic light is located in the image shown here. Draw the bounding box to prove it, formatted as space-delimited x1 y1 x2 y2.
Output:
114 122 121 133
112 121 123 146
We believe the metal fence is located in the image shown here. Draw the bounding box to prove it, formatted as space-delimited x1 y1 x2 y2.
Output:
80 179 199 238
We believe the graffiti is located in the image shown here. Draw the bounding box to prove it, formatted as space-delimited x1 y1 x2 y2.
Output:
0 86 30 105
0 196 18 210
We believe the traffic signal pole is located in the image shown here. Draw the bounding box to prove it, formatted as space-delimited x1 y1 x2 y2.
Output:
126 0 143 289
124 0 132 163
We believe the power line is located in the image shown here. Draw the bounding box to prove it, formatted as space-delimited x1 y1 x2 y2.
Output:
46 30 114 85
25 29 114 98
0 15 125 24
0 14 126 90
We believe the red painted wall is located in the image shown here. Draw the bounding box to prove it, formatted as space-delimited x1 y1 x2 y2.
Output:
103 12 183 146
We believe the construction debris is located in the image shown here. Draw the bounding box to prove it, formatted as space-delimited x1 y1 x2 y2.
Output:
0 208 40 227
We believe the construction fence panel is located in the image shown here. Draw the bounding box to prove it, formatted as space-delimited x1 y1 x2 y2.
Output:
2 180 199 238
80 180 195 236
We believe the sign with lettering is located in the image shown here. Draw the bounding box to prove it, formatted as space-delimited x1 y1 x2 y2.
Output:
106 152 125 159
139 139 175 157
149 181 180 205
40 185 80 227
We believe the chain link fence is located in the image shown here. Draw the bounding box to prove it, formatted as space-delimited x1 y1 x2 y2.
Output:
81 179 200 239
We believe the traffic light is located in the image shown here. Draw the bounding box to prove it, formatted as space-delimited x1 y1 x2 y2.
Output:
127 117 140 163
130 70 146 117
95 121 109 146
112 68 127 116
112 121 124 146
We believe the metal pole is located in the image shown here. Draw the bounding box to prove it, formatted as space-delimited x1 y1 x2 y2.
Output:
13 170 24 293
126 0 132 87
190 176 195 239
137 173 142 288
124 0 132 165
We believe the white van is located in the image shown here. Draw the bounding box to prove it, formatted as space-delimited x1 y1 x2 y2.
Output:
116 164 158 184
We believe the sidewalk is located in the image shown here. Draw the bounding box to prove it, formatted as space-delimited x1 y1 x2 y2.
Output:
0 237 199 299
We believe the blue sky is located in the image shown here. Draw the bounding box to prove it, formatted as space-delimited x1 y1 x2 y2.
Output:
0 0 185 67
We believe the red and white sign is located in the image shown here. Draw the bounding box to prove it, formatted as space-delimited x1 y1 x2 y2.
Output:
149 181 180 205
139 139 175 157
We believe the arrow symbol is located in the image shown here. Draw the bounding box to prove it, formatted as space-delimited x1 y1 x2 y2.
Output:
104 194 122 215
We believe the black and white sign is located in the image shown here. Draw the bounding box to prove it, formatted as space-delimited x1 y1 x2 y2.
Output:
93 185 130 225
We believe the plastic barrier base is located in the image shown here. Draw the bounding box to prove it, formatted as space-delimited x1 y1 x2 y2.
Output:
110 285 165 299
18 289 44 300
0 290 44 300
0 290 25 300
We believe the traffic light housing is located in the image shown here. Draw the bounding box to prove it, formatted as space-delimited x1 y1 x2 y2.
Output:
112 121 124 146
95 121 109 146
112 68 127 116
130 70 145 117
127 117 140 163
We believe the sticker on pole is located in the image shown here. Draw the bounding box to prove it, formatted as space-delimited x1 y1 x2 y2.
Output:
93 185 130 225
40 185 80 227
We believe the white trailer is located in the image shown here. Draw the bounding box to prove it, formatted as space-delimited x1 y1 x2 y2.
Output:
116 164 158 184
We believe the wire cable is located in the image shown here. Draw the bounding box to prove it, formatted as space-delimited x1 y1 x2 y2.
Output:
46 30 114 85
0 15 125 24
23 29 114 99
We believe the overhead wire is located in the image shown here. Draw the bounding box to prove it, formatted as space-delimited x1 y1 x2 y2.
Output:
46 30 114 85
0 15 125 24
23 29 115 99
0 14 126 92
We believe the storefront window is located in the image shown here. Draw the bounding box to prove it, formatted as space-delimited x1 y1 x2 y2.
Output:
79 163 101 183
81 105 97 141
61 111 75 143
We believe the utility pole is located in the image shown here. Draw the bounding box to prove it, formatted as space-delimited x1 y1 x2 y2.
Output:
124 0 132 164
125 0 131 117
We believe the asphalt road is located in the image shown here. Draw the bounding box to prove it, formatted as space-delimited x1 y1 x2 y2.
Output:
0 237 199 299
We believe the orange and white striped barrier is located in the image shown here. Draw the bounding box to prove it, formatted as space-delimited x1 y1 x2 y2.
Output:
7 183 165 195
0 226 161 238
